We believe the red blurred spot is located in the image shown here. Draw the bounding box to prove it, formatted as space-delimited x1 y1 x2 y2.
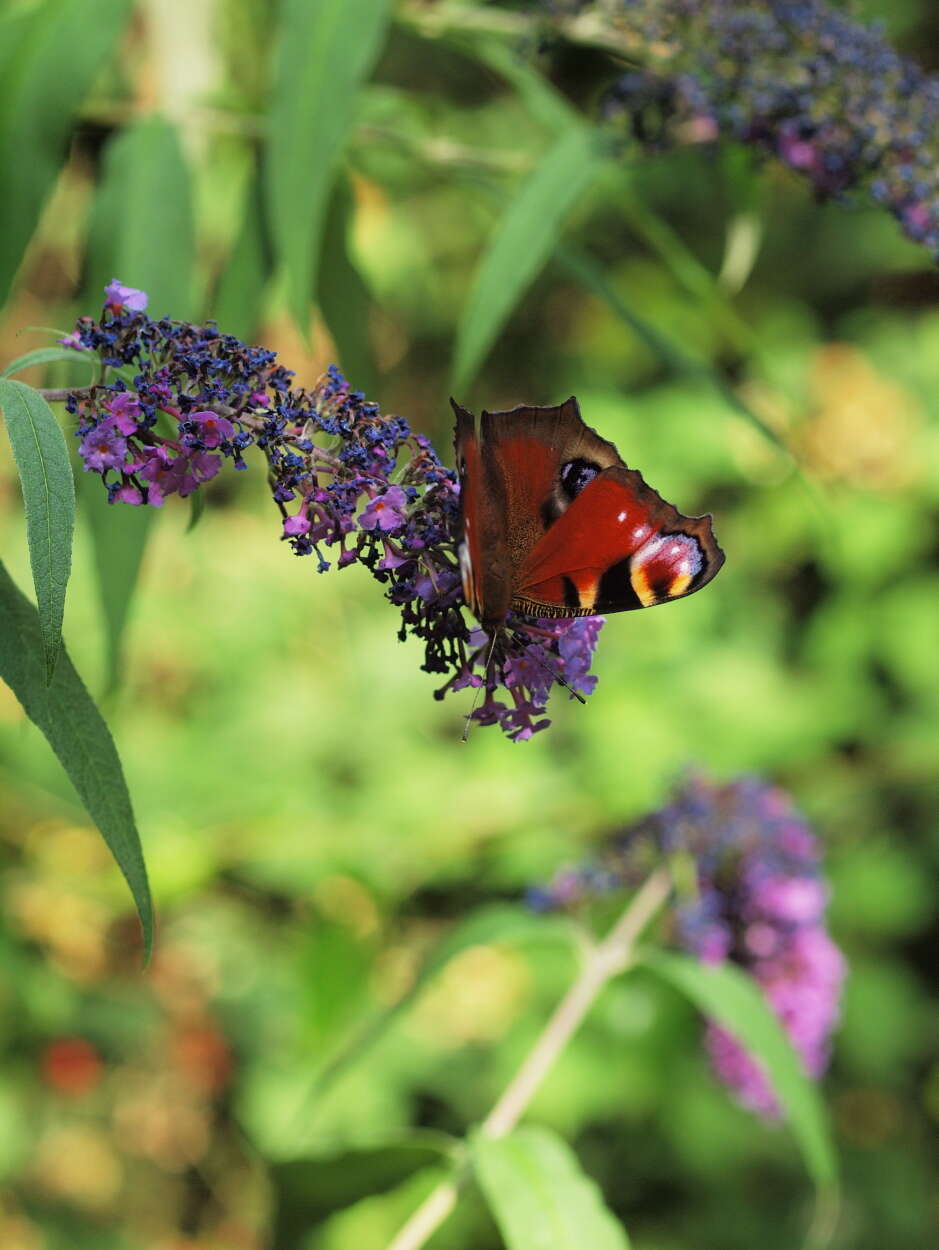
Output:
41 1037 103 1097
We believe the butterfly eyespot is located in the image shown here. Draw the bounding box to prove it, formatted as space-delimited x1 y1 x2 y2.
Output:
559 458 600 501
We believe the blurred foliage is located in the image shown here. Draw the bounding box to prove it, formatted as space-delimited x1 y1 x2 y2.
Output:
0 1 938 1248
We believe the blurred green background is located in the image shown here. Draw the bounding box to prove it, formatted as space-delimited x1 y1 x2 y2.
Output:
0 1 937 1247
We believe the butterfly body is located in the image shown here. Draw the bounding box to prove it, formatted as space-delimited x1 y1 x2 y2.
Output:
452 396 724 628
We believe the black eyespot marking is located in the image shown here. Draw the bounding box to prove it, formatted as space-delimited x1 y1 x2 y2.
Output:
562 576 581 609
559 458 600 501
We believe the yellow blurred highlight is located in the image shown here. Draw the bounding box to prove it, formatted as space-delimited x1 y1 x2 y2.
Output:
32 1125 122 1211
410 943 530 1046
311 874 381 939
801 344 923 489
6 880 110 983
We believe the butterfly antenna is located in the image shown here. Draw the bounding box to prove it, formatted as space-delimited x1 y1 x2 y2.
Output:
462 628 501 743
508 630 587 705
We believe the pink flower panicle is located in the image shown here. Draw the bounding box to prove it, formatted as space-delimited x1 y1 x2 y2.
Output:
532 774 845 1116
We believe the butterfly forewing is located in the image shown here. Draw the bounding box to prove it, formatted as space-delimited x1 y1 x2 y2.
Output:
453 399 513 625
513 466 724 616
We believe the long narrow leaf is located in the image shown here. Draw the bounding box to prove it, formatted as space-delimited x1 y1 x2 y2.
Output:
319 176 377 395
272 1137 455 1249
0 0 133 310
1 346 97 380
642 950 837 1189
82 115 194 688
451 127 605 394
81 480 154 694
557 245 793 458
85 116 195 317
0 560 153 957
472 1126 631 1250
0 379 75 682
212 158 273 343
267 0 391 333
468 38 577 134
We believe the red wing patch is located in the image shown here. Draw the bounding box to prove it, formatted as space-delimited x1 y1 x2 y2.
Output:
515 469 723 616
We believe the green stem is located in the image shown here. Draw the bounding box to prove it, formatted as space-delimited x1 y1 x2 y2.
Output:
386 866 674 1250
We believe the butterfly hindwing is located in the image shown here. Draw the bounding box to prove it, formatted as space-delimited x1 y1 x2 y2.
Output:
514 465 724 616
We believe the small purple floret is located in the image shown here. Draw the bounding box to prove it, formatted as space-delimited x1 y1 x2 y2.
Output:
187 410 235 449
113 482 144 506
359 485 409 532
57 330 89 351
283 513 311 537
78 419 127 472
103 392 141 434
104 279 148 312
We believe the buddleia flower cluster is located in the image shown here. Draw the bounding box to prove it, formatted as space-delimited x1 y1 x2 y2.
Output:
582 0 939 257
533 773 845 1116
62 281 602 741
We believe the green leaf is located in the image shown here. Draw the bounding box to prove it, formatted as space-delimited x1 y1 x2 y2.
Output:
416 904 570 988
185 488 205 534
0 560 153 958
0 379 75 682
471 1126 631 1250
451 127 605 394
84 116 196 318
81 115 194 687
557 245 792 459
267 0 391 334
212 159 273 342
319 175 377 395
292 905 571 1123
467 38 577 134
81 478 154 694
271 1136 454 1248
642 950 837 1189
0 0 133 310
1 346 97 380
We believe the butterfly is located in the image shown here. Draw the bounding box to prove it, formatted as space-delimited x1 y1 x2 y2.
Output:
451 396 724 629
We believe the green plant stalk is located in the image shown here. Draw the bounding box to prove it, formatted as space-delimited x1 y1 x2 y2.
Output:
386 866 674 1250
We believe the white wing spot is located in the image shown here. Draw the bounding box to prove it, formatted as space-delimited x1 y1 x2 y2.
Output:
616 510 628 523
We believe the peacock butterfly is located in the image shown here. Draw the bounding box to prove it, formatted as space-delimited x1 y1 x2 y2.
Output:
451 396 724 629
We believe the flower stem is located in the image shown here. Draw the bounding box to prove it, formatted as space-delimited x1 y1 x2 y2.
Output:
38 387 95 403
386 866 673 1250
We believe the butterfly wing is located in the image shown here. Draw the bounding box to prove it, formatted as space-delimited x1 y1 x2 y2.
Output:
452 399 513 626
477 397 624 565
512 464 725 616
453 394 724 623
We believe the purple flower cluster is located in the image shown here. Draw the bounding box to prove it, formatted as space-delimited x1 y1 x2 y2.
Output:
589 0 939 256
62 282 602 740
533 774 845 1116
446 615 603 741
